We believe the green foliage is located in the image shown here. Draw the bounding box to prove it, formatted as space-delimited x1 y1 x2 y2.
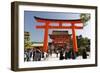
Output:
80 13 91 26
77 36 90 54
77 37 89 48
24 40 32 49
24 34 32 49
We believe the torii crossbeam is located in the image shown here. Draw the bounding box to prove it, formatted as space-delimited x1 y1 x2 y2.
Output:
34 16 83 53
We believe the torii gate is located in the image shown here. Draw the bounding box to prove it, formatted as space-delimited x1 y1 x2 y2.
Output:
34 16 83 53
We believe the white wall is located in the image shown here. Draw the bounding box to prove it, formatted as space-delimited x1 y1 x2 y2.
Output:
0 0 99 73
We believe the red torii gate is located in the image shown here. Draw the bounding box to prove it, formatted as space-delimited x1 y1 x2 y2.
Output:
34 16 83 53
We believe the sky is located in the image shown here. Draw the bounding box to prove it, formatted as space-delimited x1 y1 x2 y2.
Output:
24 11 91 42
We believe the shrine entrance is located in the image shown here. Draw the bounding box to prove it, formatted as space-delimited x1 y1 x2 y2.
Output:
49 30 71 49
34 16 83 53
49 30 71 54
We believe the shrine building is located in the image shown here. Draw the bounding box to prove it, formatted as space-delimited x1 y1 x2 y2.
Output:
49 31 71 48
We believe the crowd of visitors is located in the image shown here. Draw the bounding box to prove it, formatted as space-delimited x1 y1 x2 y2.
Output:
24 47 48 62
24 46 88 62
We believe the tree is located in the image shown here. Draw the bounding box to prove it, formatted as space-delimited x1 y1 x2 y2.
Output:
77 36 89 48
24 40 32 49
24 32 32 49
80 13 91 26
77 35 90 55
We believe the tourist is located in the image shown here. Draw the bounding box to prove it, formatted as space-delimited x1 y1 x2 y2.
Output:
41 52 44 58
82 49 87 59
32 48 35 61
49 49 52 56
29 49 33 61
36 49 42 61
33 48 42 61
24 49 31 61
47 49 50 57
65 45 70 59
71 50 76 59
24 50 28 61
55 46 59 58
56 50 59 58
44 52 48 60
59 49 64 60
65 51 68 59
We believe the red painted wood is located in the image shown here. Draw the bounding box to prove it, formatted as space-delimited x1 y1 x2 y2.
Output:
34 16 82 24
35 17 83 53
72 24 78 52
43 21 50 52
36 26 83 29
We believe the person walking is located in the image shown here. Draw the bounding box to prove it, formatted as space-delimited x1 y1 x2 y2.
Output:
59 48 64 60
32 48 36 61
82 49 87 59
